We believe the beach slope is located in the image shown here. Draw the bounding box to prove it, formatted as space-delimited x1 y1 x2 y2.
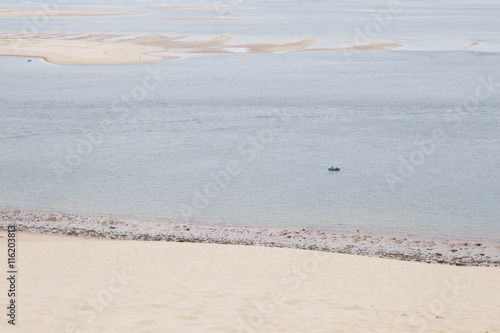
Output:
0 231 499 332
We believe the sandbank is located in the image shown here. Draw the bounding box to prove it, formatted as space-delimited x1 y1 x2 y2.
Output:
0 32 403 65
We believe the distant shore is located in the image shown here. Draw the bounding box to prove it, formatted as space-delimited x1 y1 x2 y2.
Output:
0 8 141 17
1 209 499 266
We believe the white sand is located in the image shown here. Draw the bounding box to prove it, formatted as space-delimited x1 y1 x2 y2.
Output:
0 231 499 332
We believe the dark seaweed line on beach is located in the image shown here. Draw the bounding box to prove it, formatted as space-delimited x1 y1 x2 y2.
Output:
1 210 499 267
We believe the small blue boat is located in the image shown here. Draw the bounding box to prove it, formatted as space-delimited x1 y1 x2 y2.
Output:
328 167 340 171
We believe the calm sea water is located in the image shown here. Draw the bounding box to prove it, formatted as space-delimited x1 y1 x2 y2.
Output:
0 0 499 240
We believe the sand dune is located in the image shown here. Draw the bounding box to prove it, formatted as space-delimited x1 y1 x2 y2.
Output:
0 231 498 332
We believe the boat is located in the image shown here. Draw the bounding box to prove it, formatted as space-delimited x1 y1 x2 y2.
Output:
328 167 340 171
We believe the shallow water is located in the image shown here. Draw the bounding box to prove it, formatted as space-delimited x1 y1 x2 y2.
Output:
0 0 499 241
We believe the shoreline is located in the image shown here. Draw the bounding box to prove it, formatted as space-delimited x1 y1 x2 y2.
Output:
1 209 499 266
1 229 499 332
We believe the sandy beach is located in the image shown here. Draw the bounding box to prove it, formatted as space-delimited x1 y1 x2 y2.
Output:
0 230 499 332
